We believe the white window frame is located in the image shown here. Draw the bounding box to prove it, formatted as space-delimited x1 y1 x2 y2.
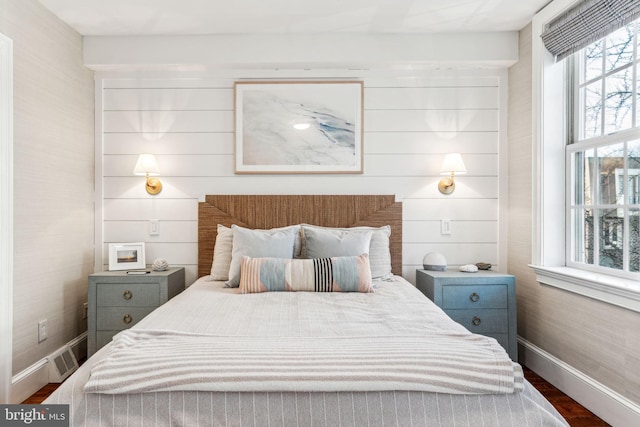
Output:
567 137 640 278
531 0 640 314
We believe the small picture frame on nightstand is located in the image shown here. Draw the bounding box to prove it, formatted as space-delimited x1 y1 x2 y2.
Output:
108 242 146 271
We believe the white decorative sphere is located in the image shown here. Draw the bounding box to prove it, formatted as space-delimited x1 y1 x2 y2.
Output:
152 258 169 271
423 252 447 271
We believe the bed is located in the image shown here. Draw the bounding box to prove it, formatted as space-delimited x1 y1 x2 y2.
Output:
45 195 568 426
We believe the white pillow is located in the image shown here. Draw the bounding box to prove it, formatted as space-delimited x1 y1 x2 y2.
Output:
226 224 300 288
301 224 392 279
303 226 372 259
210 224 233 280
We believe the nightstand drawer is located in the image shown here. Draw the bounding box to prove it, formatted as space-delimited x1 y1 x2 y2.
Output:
97 283 160 307
97 307 155 330
442 285 507 309
446 308 508 333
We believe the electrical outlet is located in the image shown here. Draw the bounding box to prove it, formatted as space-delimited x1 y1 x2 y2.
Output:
83 302 88 319
38 319 48 343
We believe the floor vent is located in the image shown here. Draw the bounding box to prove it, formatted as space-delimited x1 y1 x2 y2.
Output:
47 345 78 383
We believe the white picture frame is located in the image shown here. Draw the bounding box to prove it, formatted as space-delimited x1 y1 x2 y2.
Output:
234 81 363 174
108 242 146 271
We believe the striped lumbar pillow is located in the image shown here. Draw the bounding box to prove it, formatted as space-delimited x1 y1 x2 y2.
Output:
239 254 373 293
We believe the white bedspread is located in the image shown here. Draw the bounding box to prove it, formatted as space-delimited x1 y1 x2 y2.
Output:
46 276 569 427
84 277 523 395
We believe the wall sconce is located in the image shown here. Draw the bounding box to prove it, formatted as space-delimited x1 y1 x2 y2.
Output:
438 153 467 195
133 154 162 195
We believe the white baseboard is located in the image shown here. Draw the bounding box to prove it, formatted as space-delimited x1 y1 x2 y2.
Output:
9 359 48 404
519 337 640 427
10 332 87 404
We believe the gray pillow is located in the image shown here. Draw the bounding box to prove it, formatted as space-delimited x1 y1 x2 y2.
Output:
303 227 373 259
301 224 392 279
226 224 299 288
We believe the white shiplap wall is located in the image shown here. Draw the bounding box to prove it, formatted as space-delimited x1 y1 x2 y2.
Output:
99 72 506 286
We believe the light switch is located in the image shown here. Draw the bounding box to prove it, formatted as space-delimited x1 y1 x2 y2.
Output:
149 219 159 235
441 219 451 235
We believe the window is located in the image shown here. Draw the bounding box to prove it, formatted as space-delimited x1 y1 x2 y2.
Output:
532 0 640 313
569 21 640 279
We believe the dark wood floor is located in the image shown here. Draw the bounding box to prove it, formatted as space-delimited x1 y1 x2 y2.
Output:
24 366 610 426
522 366 610 426
22 384 60 404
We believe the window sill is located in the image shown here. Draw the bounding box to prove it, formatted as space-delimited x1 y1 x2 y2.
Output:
529 265 640 313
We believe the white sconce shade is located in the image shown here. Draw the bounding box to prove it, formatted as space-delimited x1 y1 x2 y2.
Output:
438 153 466 195
133 154 162 195
439 153 467 175
133 154 160 176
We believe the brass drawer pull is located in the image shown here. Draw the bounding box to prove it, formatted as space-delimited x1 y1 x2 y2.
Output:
469 292 480 302
123 290 132 300
472 316 481 326
123 314 132 324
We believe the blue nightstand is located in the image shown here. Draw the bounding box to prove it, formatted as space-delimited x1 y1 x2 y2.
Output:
87 267 185 356
416 269 517 361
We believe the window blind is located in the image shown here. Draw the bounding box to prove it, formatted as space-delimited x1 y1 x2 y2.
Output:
541 0 640 60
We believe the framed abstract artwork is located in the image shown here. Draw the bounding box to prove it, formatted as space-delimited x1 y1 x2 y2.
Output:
235 81 363 174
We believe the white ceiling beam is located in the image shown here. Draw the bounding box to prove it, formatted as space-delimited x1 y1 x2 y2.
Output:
83 32 519 71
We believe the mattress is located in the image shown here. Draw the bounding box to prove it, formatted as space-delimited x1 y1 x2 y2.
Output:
45 276 568 426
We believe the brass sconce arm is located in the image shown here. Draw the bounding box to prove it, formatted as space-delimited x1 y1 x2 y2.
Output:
438 172 456 195
134 154 162 195
144 173 163 195
438 153 466 195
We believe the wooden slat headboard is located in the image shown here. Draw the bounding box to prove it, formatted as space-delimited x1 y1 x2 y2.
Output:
198 195 402 278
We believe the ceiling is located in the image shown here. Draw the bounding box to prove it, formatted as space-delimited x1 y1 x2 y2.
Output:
37 0 551 36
